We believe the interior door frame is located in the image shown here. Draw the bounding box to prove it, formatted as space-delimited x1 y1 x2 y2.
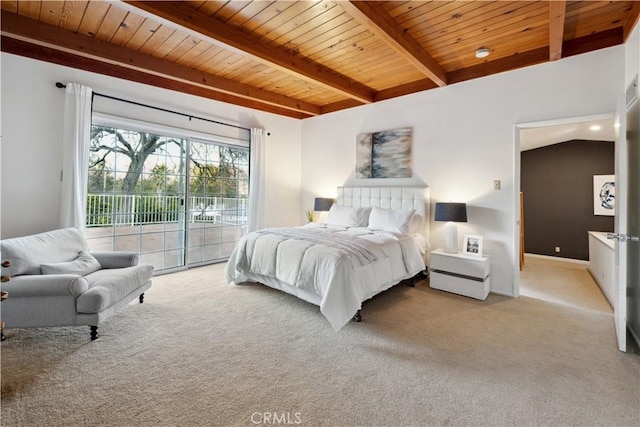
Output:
615 94 631 352
512 112 616 298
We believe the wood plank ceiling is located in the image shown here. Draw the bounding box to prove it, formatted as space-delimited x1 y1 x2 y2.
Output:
2 1 638 119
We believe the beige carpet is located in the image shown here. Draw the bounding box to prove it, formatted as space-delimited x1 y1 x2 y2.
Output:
2 263 639 426
520 255 613 313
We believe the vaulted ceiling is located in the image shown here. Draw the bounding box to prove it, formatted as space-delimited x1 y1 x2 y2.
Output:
2 1 638 119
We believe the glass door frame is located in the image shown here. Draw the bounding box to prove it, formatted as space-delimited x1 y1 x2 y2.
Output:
89 113 249 275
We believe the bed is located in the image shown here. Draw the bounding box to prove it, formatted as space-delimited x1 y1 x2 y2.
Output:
225 186 430 330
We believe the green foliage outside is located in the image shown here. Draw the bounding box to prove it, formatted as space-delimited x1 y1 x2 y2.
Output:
87 126 249 227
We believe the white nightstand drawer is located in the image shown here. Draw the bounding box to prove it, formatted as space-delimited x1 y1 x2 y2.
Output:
430 250 489 279
430 271 490 300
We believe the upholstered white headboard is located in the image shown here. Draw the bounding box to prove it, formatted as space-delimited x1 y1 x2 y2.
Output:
336 186 430 241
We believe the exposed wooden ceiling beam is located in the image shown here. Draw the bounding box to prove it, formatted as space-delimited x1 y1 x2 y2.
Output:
562 27 623 58
121 1 375 104
320 99 364 115
339 0 447 87
0 11 320 116
549 1 566 61
624 0 640 42
448 28 623 85
374 79 439 102
448 47 548 85
1 37 311 119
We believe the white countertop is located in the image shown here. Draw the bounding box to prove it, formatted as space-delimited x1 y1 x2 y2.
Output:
588 231 615 250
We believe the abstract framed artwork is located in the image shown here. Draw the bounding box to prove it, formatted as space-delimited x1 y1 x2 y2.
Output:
593 175 615 216
355 127 412 178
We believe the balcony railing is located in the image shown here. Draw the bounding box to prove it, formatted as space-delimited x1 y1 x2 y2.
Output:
86 193 247 227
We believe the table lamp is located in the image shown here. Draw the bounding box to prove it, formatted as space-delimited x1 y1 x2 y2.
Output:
434 202 467 253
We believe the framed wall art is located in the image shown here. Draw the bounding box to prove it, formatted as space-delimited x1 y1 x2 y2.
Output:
593 175 615 216
355 127 412 179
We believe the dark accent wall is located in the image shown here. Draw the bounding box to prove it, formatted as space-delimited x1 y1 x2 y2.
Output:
521 139 614 260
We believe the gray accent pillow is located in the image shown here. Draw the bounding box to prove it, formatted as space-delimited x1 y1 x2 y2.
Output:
41 251 102 276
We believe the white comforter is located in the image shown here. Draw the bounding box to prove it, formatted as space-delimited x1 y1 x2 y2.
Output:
225 223 426 330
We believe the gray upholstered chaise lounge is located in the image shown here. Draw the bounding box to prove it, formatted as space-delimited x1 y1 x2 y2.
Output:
0 227 153 340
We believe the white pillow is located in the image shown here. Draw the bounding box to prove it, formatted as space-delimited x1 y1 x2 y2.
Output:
367 207 415 234
354 207 372 227
326 205 371 227
41 251 102 276
409 212 425 234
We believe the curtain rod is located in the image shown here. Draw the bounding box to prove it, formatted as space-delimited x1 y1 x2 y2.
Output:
55 82 253 133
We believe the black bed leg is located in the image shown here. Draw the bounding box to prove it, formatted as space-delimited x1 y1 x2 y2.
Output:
90 325 98 341
353 310 362 322
407 270 428 287
139 293 144 303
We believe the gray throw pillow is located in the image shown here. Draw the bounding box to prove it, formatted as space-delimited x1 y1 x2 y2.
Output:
41 251 102 276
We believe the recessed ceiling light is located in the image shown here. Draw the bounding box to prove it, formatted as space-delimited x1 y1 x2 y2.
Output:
590 124 602 131
475 47 490 59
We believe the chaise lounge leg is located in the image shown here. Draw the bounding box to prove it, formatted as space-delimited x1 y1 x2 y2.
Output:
139 293 144 304
353 310 362 322
90 325 98 341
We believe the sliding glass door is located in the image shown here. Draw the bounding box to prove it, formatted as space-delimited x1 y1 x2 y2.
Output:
188 140 249 266
85 125 188 271
85 120 248 273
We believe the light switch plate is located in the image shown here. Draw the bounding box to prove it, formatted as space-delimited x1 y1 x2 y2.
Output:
493 180 501 190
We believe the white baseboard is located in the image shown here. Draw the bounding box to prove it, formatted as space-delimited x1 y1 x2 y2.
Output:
524 253 589 265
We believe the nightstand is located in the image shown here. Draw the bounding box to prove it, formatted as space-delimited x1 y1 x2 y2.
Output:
429 248 490 300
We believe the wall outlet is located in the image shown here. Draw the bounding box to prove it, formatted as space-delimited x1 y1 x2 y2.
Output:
555 246 560 253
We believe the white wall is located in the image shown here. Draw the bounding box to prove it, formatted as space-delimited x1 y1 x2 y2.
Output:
625 24 639 88
301 46 625 296
0 53 302 239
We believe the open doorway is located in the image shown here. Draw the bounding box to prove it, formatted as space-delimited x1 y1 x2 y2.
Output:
515 114 615 313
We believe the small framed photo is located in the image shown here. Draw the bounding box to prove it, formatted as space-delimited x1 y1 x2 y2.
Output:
463 235 483 257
